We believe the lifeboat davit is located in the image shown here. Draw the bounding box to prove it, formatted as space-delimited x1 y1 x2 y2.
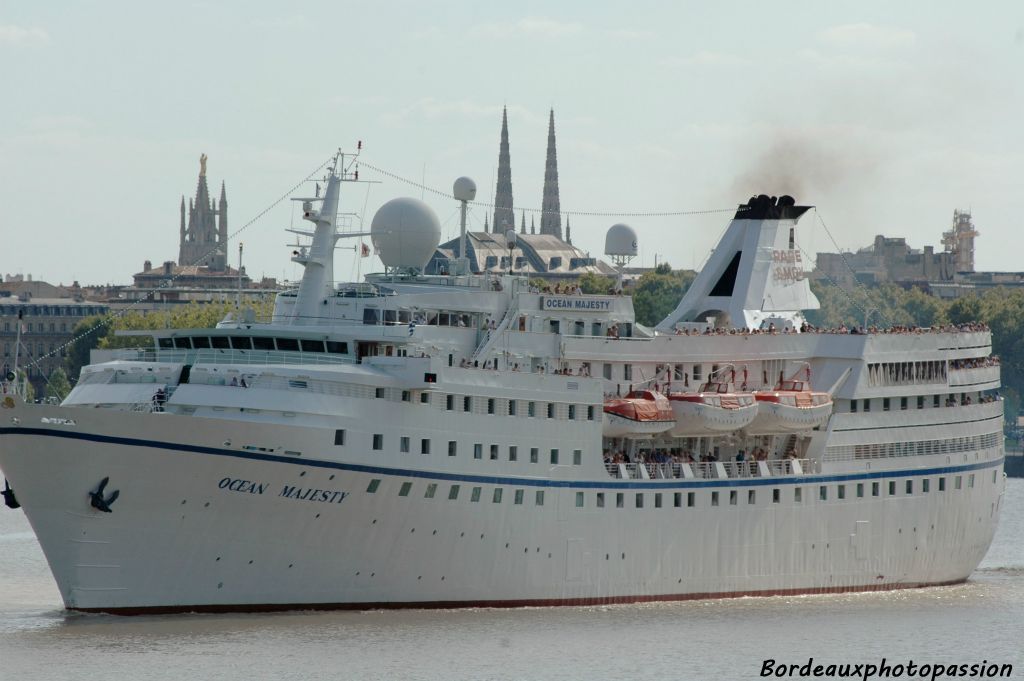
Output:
667 382 758 436
603 390 675 437
746 379 833 434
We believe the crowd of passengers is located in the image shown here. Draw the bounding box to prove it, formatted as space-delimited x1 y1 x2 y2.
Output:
670 321 991 336
949 356 1001 369
945 393 999 407
604 446 799 468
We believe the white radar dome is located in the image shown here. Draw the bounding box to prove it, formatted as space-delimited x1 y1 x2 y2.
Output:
453 176 477 201
370 197 442 271
605 223 638 257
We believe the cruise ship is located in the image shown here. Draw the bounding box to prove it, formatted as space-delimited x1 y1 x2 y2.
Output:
0 153 1005 614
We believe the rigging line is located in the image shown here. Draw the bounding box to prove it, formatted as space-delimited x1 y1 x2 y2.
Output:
793 239 869 321
25 156 334 390
812 207 890 325
357 160 742 219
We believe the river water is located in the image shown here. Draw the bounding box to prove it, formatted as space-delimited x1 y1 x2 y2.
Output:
2 480 1022 681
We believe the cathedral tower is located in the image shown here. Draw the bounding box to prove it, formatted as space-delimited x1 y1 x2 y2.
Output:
539 109 562 239
178 154 228 270
492 107 515 234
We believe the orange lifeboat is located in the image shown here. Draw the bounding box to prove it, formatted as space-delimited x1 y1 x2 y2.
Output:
603 390 675 437
747 378 833 434
667 381 758 436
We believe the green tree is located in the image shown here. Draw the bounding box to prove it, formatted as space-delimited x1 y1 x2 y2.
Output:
45 367 72 402
64 315 112 385
631 264 696 327
577 273 616 295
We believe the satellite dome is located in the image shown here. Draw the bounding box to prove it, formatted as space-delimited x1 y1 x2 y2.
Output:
453 176 477 202
605 223 638 257
370 197 442 271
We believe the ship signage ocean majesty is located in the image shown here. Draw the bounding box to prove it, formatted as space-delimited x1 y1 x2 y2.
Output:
542 296 613 312
217 477 349 504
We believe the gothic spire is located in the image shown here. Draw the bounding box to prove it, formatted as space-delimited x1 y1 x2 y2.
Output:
530 215 535 235
520 210 526 234
540 108 562 240
492 106 514 234
566 216 572 245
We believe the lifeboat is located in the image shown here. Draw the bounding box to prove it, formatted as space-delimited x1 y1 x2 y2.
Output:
667 382 758 436
746 379 833 434
603 390 675 437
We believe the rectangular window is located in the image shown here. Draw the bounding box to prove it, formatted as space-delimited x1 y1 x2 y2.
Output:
955 476 963 490
550 449 559 465
366 479 381 493
616 493 624 508
655 493 663 508
917 396 924 409
819 486 827 501
838 485 846 500
490 444 499 460
603 363 612 380
421 438 430 455
922 479 930 493
420 392 430 404
856 483 864 498
587 405 595 421
573 449 582 465
372 434 383 450
772 489 780 504
933 395 940 408
692 364 703 381
464 396 472 412
493 488 503 503
674 492 683 508
448 441 457 457
530 447 539 463
514 489 524 505
424 483 437 499
547 403 555 419
939 477 946 491
487 398 495 415
375 387 386 399
448 485 460 500
888 481 896 495
568 405 576 420
509 400 517 416
883 398 890 412
711 492 719 506
863 399 871 412
687 492 695 507
872 482 880 497
399 482 412 497
576 491 584 507
334 429 345 446
624 364 633 380
748 490 756 505
528 401 536 417
969 473 975 488
900 397 908 411
400 436 409 453
851 400 858 413
597 492 606 508
474 443 482 459
535 490 545 506
906 480 913 494
446 394 454 410
635 493 644 509
795 487 803 503
509 446 518 461
470 487 482 502
401 390 411 402
729 490 737 506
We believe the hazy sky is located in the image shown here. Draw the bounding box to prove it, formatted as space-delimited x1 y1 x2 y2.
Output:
1 1 1022 287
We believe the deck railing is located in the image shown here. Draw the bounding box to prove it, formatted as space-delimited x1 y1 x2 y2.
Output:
604 458 813 481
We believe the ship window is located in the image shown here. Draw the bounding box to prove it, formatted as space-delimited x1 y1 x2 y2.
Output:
939 477 946 491
211 336 230 349
230 337 252 350
655 493 663 508
487 398 495 414
446 395 454 410
933 395 940 408
530 448 539 463
509 446 518 461
576 492 584 507
603 364 612 380
448 485 460 500
819 486 827 501
399 437 409 453
276 337 298 351
888 481 896 495
993 470 998 483
402 390 410 402
568 405 576 420
493 488 503 503
674 492 683 508
421 439 430 455
729 490 737 505
448 441 457 457
250 336 273 350
366 479 381 493
508 400 517 416
795 488 803 503
711 492 719 506
856 483 864 498
906 480 913 494
424 483 437 499
550 449 559 465
191 336 211 349
547 403 555 419
900 397 908 411
470 487 481 502
573 450 582 465
969 473 975 488
325 341 348 354
528 401 536 417
748 490 756 504
173 337 192 349
535 491 545 506
616 493 624 508
549 320 560 334
420 393 430 404
514 489 524 505
692 364 702 381
872 482 880 496
362 308 379 325
490 445 499 460
623 364 633 381
301 339 324 353
597 492 606 508
687 492 695 507
862 399 871 412
772 489 780 504
587 405 595 421
882 398 890 412
334 429 345 446
458 395 471 412
917 396 924 409
158 338 174 349
850 400 857 413
473 444 482 459
375 387 386 399
399 482 412 497
922 479 930 493
838 485 846 500
372 434 383 450
635 493 644 509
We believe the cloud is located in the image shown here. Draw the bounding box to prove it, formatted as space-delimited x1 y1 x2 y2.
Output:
0 24 49 46
817 23 916 50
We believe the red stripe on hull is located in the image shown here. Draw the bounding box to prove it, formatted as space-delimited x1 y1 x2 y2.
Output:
72 579 969 616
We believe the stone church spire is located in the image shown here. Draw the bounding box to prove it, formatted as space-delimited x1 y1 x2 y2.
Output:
492 106 514 235
540 108 562 239
520 210 526 234
178 154 227 270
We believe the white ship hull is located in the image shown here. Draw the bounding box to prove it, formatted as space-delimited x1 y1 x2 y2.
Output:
0 402 1004 613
